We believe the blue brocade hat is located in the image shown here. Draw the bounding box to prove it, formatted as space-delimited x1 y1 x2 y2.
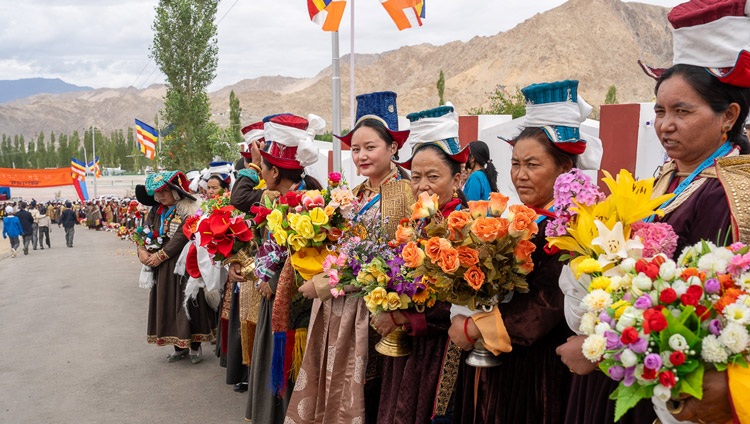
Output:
136 170 196 206
398 104 469 170
335 91 410 148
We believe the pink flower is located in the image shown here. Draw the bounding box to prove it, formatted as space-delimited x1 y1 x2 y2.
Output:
728 252 750 276
630 222 678 258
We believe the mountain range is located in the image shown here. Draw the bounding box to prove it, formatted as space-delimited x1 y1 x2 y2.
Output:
0 0 673 137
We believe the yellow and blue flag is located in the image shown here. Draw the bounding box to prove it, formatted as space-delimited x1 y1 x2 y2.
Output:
88 156 102 178
135 119 158 160
71 157 87 181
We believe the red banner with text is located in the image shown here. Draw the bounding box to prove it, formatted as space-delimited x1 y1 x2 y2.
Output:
0 167 74 188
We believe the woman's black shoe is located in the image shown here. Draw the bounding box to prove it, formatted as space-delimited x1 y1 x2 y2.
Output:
233 382 248 393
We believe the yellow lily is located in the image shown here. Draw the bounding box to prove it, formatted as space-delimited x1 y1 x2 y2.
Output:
601 170 674 224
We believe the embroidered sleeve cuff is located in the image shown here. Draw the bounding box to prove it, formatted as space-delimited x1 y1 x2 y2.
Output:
471 307 513 355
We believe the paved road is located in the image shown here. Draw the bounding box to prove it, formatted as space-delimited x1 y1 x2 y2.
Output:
0 226 246 423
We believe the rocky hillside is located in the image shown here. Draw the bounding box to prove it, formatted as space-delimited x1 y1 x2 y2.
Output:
0 0 672 136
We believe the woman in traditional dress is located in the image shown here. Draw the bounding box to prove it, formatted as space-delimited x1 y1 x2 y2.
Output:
559 2 750 420
242 114 323 424
463 140 498 201
289 91 413 424
374 105 470 424
448 80 603 424
136 171 216 363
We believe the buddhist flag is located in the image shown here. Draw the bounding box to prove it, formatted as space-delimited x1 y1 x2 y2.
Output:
135 119 158 160
380 0 425 30
71 157 87 181
308 0 347 32
88 156 102 178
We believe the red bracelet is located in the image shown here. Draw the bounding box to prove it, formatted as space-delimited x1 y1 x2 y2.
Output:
389 312 398 326
464 317 477 344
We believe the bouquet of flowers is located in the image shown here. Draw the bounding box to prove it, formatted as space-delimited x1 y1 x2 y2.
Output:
397 191 537 310
322 213 432 314
576 240 750 421
264 174 357 280
547 169 675 276
193 205 254 263
131 225 162 251
545 168 605 237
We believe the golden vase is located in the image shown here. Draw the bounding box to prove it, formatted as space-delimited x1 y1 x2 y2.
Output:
375 326 412 357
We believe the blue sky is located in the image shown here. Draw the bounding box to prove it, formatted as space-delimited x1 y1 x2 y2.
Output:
0 0 681 90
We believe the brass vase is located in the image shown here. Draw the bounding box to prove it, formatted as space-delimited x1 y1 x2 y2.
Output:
234 247 257 281
465 340 502 367
375 326 412 357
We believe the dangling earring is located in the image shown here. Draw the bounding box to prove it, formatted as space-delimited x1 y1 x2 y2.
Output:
722 125 731 143
453 187 458 199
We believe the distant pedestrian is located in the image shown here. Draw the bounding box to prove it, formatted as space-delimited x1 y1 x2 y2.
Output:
38 206 51 249
59 202 77 248
2 206 23 258
29 200 40 250
15 202 34 255
464 140 499 201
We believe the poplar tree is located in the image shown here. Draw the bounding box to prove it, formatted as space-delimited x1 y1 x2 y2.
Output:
151 0 219 170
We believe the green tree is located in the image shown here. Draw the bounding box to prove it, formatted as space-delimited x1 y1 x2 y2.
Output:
229 90 243 145
469 85 526 119
605 85 618 105
151 0 219 170
437 70 445 106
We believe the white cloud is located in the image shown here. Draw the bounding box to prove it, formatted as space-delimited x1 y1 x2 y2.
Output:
0 0 683 90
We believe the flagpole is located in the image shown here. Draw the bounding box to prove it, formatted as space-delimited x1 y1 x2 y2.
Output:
82 131 89 200
91 126 98 198
332 32 342 173
350 0 355 129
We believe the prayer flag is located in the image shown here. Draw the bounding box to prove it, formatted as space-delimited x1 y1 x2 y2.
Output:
71 157 87 181
88 156 102 178
135 119 158 160
380 0 425 30
308 0 347 32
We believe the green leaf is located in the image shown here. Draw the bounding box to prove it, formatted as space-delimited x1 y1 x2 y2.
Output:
679 365 704 400
610 384 648 422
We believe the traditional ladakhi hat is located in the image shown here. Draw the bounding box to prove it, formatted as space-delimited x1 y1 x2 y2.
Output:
398 104 470 169
505 80 603 171
135 171 196 207
206 161 235 185
638 0 750 88
240 121 265 160
259 113 324 171
335 91 410 148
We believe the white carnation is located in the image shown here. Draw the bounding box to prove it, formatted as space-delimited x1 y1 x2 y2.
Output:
718 322 750 354
669 334 688 352
653 384 672 402
582 335 606 362
633 273 653 291
724 303 750 325
579 312 597 335
594 321 612 336
620 258 636 273
583 289 612 313
659 261 677 281
701 335 729 363
620 348 638 367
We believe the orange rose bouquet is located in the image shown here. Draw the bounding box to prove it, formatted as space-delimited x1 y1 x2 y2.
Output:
398 192 537 310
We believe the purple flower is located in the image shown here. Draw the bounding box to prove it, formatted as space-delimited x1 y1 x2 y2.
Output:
604 331 622 350
709 319 723 336
704 278 721 294
634 295 653 310
623 367 636 387
599 310 614 326
608 365 625 381
644 353 662 370
630 337 649 354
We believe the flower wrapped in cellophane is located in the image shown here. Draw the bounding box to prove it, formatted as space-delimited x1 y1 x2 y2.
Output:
322 212 432 314
576 240 750 421
264 174 357 280
398 191 537 310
